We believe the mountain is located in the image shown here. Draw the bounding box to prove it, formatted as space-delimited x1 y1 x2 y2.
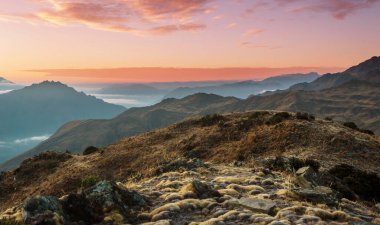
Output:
164 72 319 99
0 81 125 146
97 83 167 96
0 94 239 171
0 77 13 84
1 57 379 171
290 56 380 91
1 111 379 224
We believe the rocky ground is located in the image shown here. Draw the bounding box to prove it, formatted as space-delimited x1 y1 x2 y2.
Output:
1 158 380 225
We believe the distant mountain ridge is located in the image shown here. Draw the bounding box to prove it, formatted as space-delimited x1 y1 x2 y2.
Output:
1 56 379 171
290 56 380 91
97 83 166 96
164 72 319 99
0 81 125 142
0 77 13 84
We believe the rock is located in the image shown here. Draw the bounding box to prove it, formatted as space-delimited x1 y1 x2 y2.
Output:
292 186 337 205
152 211 171 222
295 166 318 189
262 179 274 186
61 193 103 224
83 180 146 216
181 180 221 199
375 203 380 211
237 198 276 215
22 196 64 225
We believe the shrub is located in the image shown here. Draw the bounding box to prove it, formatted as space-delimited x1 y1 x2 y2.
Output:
265 156 320 172
0 219 24 225
265 112 291 125
328 164 380 202
343 122 375 135
83 146 99 155
324 117 333 121
199 114 225 126
343 122 359 130
249 111 270 119
296 112 315 121
360 129 375 135
81 175 100 189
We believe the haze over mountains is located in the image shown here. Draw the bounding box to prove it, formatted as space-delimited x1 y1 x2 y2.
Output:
0 81 125 162
1 56 379 171
164 73 319 99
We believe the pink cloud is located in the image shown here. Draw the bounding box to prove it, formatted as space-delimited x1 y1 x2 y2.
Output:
0 0 213 33
243 28 265 37
150 23 206 34
245 0 379 20
290 0 380 20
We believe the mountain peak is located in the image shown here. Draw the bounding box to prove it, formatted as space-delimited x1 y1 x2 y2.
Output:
0 77 13 84
345 56 380 74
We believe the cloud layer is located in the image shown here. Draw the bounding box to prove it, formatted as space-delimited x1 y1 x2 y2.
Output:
4 0 213 33
246 0 380 20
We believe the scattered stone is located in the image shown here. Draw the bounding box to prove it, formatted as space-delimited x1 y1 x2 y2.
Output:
22 196 64 225
180 180 221 199
152 211 171 222
294 166 318 188
292 186 337 205
237 198 276 215
262 178 275 186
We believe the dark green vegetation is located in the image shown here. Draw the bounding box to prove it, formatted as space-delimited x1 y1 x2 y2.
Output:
0 219 24 225
265 156 321 172
81 175 100 189
343 122 375 135
83 146 100 155
327 164 380 202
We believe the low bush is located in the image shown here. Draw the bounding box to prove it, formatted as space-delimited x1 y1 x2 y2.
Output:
265 112 291 125
328 164 380 202
343 122 359 130
199 114 225 126
83 146 100 155
249 111 270 119
81 175 100 189
265 156 320 172
343 122 374 135
296 112 315 121
0 219 24 225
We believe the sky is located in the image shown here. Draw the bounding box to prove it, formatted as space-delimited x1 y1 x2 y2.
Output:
0 0 380 84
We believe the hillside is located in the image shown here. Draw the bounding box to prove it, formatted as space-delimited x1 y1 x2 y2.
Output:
290 56 380 91
0 94 239 171
164 73 319 99
224 80 380 133
0 111 379 224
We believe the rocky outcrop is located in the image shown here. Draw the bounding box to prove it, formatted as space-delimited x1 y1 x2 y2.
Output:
2 163 379 225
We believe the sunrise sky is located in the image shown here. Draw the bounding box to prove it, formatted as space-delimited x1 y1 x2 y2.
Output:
1 0 380 84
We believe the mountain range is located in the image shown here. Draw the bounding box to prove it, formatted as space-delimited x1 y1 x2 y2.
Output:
1 56 379 171
164 72 319 99
0 81 125 163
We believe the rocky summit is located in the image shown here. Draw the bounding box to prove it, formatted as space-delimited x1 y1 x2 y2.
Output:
0 111 379 224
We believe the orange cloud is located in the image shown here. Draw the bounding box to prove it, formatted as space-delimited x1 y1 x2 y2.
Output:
27 67 344 83
151 23 206 34
0 0 213 33
242 28 265 37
